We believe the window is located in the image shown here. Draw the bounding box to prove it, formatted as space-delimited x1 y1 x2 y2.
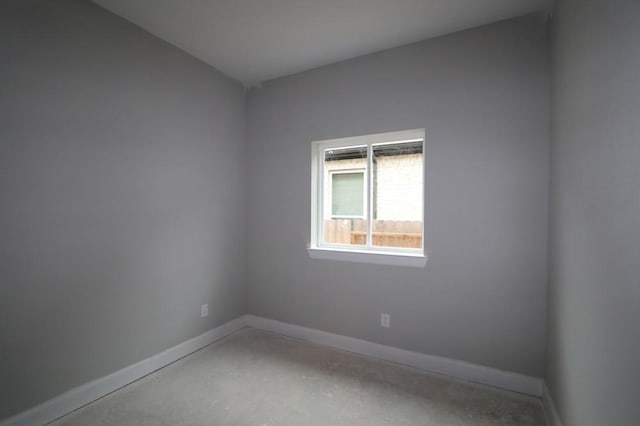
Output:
309 129 426 266
330 170 365 218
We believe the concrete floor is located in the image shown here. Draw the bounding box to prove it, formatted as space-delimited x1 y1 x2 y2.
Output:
53 328 545 425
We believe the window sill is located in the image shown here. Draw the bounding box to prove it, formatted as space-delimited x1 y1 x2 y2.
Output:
307 247 427 267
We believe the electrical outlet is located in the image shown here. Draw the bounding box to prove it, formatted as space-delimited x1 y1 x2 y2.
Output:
201 304 208 318
381 313 390 328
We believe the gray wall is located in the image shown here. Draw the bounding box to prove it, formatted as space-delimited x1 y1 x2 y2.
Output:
0 0 246 420
246 15 550 377
547 0 640 425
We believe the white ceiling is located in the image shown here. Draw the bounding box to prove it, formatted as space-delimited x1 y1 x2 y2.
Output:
92 0 550 86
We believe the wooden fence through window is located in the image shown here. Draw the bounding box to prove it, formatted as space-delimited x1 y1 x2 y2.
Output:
324 219 422 248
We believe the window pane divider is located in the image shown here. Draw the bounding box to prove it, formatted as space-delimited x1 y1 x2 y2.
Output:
366 144 373 249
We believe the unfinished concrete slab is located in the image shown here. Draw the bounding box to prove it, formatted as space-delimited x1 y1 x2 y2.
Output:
54 328 545 425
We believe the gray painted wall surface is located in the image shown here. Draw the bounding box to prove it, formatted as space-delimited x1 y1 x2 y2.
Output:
0 0 246 420
246 15 550 377
547 1 640 425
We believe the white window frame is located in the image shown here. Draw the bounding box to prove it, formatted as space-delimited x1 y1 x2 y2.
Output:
308 129 427 267
328 169 366 219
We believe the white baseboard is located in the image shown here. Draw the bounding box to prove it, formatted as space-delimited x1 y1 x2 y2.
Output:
542 381 563 426
0 317 246 426
245 315 543 397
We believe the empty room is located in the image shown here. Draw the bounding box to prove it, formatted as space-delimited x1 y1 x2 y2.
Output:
1 0 638 425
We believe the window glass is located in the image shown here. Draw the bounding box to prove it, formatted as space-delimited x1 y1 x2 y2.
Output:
323 146 367 246
372 141 423 248
331 172 364 217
